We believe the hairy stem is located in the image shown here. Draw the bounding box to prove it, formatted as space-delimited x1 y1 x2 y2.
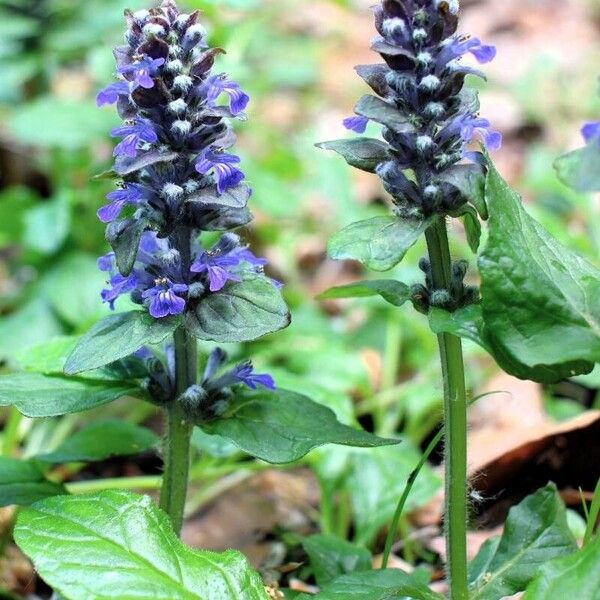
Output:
160 227 197 535
425 217 468 600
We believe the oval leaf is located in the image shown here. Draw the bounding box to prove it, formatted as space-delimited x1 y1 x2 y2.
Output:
328 216 432 272
0 457 66 507
316 138 390 173
65 311 179 375
478 161 600 379
14 490 268 600
202 388 398 464
318 280 410 307
0 373 140 417
354 95 413 133
36 420 158 464
186 277 290 343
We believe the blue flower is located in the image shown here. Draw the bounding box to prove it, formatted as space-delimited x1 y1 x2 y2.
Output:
438 36 496 67
440 113 502 153
118 56 165 89
101 273 138 310
343 115 369 134
190 235 266 292
97 183 147 223
96 81 131 107
582 121 600 144
233 361 276 390
142 278 188 318
111 118 157 158
201 74 249 115
195 148 245 194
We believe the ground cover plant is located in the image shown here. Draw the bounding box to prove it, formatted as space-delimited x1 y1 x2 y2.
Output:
0 0 599 599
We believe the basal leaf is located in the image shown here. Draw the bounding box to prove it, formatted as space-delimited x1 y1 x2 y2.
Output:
36 421 158 464
554 142 600 193
0 457 66 507
186 277 289 343
317 280 410 307
14 491 268 600
316 138 391 173
301 534 371 587
0 373 140 417
298 569 442 600
65 311 179 375
470 484 577 600
523 532 600 599
478 161 600 381
328 216 432 272
202 388 398 464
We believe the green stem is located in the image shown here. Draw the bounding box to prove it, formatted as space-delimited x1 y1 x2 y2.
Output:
159 324 197 535
425 217 468 600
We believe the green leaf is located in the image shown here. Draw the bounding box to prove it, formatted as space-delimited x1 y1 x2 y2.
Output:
106 218 148 277
36 421 158 464
354 95 413 133
0 457 66 507
0 373 140 417
554 142 600 193
298 569 442 600
65 311 179 375
113 150 179 176
345 444 441 544
301 534 372 587
478 160 600 380
23 195 70 254
186 277 290 343
16 336 78 374
468 537 501 585
328 216 432 272
14 490 268 600
461 206 482 253
316 138 390 173
429 305 590 383
523 532 600 599
470 484 577 600
317 280 410 307
202 388 398 464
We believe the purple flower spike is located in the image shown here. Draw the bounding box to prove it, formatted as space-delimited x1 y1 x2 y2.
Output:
111 118 157 158
202 74 249 115
96 81 130 107
582 121 600 144
191 250 242 292
234 361 276 390
97 183 146 223
343 115 369 134
142 279 188 319
195 148 245 194
118 56 165 89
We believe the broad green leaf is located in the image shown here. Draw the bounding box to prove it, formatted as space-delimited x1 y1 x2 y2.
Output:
191 428 239 458
479 161 600 380
23 195 70 254
0 373 140 417
36 421 158 464
14 491 268 600
298 569 442 600
328 216 432 272
316 138 390 173
186 277 289 343
523 532 600 599
354 95 413 133
202 388 398 464
64 311 179 375
345 444 441 544
429 305 591 383
468 537 501 585
470 484 577 600
301 534 371 587
317 280 410 307
438 164 487 219
554 142 600 193
0 457 66 507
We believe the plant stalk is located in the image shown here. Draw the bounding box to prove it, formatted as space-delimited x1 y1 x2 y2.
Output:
160 227 197 535
425 217 468 600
